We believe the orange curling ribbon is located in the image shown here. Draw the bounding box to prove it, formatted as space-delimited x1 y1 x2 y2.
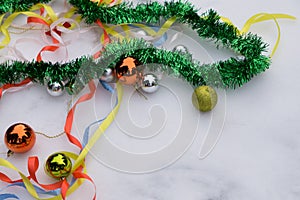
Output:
64 81 97 149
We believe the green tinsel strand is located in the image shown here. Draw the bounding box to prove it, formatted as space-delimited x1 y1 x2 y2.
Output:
0 39 270 91
0 57 89 84
95 39 269 88
69 0 263 54
0 0 51 14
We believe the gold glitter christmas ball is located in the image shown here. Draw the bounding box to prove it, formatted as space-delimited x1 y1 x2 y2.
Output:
45 152 72 179
192 86 217 112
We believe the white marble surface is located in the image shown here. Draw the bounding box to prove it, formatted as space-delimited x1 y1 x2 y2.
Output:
0 0 300 199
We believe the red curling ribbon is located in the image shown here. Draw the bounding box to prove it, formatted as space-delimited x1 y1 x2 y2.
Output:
40 7 45 16
61 179 69 200
0 78 32 99
45 22 71 44
0 172 24 184
36 45 60 62
72 170 96 200
27 16 72 61
27 17 49 26
95 20 110 45
27 157 74 200
94 20 111 59
64 80 97 149
27 157 62 190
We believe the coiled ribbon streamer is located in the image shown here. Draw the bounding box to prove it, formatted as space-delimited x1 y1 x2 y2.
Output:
221 13 296 57
0 80 123 199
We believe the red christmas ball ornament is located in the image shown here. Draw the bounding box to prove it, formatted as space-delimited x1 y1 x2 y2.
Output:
4 123 36 154
115 57 143 85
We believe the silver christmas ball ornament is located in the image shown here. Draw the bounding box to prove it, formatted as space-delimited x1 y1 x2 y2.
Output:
100 68 115 83
46 81 65 97
172 45 189 54
141 73 159 93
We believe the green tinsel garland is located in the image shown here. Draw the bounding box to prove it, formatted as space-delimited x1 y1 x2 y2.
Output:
0 39 270 93
70 0 269 57
0 0 51 15
0 0 271 91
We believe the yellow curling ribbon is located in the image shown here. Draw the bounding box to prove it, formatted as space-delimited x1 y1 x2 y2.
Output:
221 13 296 57
0 4 51 49
91 0 122 6
134 16 177 37
101 23 125 42
72 82 123 172
100 16 177 45
121 24 130 39
241 13 296 57
30 3 58 22
0 14 5 27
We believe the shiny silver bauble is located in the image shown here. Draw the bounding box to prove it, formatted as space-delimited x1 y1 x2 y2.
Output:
141 73 159 93
46 81 65 97
100 68 115 83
